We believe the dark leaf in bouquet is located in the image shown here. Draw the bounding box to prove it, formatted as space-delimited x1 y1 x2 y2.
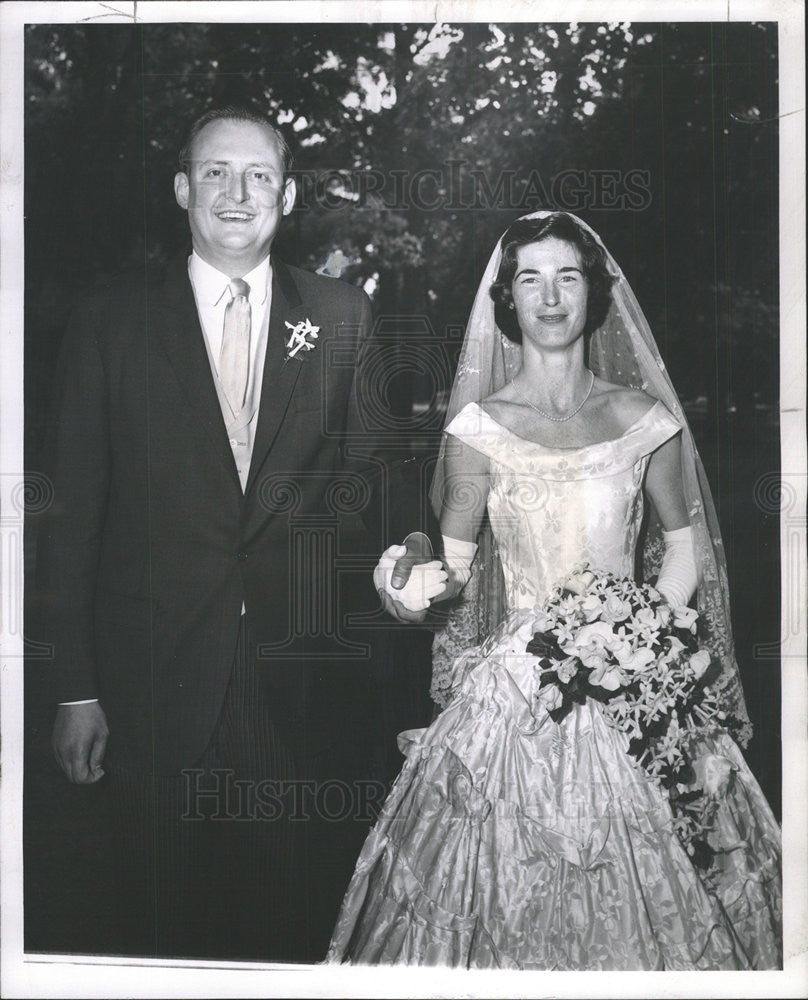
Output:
548 698 574 724
627 736 650 760
672 626 699 652
642 713 671 739
670 762 692 787
538 670 560 688
583 682 619 705
623 679 643 700
527 632 564 660
567 668 596 704
567 685 590 705
673 788 703 806
690 838 716 871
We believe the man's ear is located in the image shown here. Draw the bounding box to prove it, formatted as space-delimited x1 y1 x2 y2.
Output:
174 172 190 210
281 176 297 217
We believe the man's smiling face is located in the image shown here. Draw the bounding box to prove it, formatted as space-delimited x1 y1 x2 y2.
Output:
174 118 296 277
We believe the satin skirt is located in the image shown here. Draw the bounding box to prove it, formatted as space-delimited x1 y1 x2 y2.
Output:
327 611 782 970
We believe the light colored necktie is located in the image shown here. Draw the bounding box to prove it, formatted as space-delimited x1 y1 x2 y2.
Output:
219 278 251 414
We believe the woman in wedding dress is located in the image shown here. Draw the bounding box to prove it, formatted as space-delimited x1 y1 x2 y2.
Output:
327 212 781 970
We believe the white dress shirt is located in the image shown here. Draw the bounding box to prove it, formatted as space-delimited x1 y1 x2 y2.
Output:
188 252 272 381
188 251 273 490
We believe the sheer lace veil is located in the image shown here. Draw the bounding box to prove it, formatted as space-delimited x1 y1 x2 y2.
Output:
428 211 751 740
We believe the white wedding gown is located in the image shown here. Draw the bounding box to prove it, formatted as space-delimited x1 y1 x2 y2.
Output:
327 400 782 969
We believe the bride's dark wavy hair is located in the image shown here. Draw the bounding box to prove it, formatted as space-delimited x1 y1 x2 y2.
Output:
490 213 616 343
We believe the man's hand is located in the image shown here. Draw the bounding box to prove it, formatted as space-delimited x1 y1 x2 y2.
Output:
52 702 109 784
374 532 446 623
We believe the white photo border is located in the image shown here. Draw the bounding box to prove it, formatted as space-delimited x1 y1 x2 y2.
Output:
1 2 805 997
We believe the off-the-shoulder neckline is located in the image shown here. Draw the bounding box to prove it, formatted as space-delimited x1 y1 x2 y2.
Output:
460 399 669 453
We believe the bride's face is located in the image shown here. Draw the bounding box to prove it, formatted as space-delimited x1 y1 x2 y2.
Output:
511 237 589 348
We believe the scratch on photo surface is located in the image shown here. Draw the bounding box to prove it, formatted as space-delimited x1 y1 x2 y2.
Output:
80 2 137 23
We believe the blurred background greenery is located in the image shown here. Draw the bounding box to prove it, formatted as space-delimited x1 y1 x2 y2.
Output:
25 21 779 423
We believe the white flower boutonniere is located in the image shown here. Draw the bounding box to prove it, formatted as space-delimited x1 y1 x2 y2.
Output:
284 318 320 362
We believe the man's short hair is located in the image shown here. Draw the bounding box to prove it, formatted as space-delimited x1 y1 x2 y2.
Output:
178 106 294 177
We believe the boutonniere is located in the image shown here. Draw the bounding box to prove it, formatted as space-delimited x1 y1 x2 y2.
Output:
284 318 320 363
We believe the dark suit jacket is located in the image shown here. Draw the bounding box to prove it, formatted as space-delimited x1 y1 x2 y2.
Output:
37 253 432 775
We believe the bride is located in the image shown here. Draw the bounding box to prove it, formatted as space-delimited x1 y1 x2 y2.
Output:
327 212 782 970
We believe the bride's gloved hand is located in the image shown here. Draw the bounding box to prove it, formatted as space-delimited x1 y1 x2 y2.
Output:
375 532 447 622
655 526 698 607
437 534 478 601
374 533 480 623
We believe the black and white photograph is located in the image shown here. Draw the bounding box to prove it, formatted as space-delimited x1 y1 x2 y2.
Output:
1 1 805 997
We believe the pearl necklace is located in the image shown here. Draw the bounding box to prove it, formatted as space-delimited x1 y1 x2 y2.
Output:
510 370 595 422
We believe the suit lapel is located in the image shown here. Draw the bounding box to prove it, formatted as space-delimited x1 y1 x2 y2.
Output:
245 258 308 497
150 254 241 489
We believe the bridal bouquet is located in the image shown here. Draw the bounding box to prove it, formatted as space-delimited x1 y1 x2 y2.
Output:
526 569 743 869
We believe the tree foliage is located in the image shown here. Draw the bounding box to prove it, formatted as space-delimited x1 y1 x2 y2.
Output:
25 20 778 410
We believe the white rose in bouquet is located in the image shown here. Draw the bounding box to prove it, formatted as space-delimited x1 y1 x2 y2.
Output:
688 649 712 680
561 621 613 661
581 594 604 622
613 645 656 674
601 594 632 623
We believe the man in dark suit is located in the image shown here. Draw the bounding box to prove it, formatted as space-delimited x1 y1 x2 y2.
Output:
38 106 434 962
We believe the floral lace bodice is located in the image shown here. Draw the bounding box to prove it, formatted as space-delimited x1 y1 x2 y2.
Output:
444 400 681 611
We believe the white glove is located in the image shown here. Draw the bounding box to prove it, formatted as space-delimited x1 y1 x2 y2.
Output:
656 525 698 607
373 544 447 613
441 534 478 591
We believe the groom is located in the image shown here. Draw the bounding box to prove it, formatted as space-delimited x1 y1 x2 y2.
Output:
38 106 435 961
